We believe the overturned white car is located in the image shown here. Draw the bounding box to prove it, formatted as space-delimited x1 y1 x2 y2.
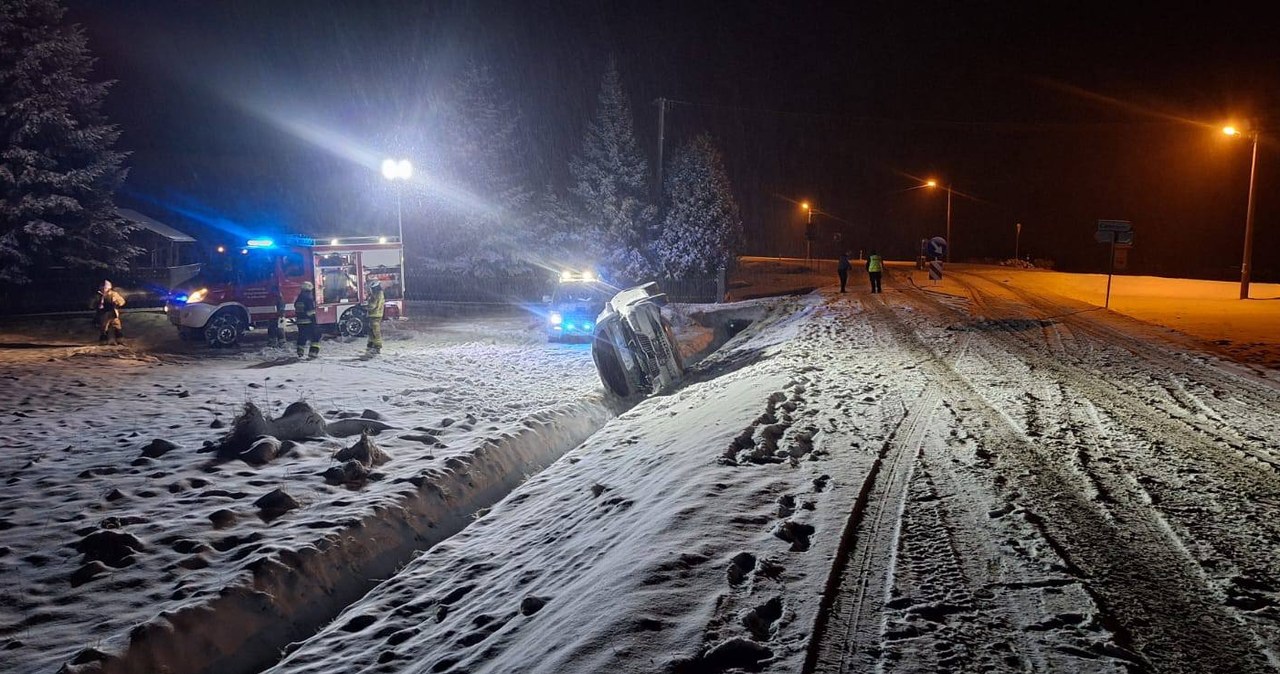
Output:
591 283 684 397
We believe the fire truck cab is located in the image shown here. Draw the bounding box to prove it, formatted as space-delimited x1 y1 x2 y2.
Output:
167 235 405 348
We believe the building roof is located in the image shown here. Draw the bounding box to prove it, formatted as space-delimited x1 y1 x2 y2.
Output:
118 208 196 243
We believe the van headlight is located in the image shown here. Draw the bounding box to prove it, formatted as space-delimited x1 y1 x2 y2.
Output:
549 312 563 326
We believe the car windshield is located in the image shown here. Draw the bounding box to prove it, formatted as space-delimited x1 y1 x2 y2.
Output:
553 282 609 304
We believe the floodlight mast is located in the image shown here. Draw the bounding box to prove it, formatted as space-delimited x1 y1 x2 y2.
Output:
381 158 413 302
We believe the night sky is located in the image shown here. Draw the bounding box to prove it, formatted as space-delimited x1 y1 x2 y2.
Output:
67 0 1278 279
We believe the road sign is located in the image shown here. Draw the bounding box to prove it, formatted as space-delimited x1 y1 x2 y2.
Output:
927 236 947 259
1094 230 1115 244
1115 230 1134 245
1097 219 1133 232
928 259 943 282
1113 246 1129 270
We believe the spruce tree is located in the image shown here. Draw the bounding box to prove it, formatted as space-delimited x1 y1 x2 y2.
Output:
655 134 742 277
0 0 135 284
568 58 656 282
435 59 534 275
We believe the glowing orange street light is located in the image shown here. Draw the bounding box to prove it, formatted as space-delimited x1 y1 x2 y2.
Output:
1223 124 1260 299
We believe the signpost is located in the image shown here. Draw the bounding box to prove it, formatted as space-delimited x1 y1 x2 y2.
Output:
924 236 947 283
1095 220 1133 308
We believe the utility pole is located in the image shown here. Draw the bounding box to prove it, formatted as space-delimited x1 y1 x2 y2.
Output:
655 97 667 204
945 186 953 263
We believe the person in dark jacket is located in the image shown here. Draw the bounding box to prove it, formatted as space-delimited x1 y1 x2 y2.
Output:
294 282 320 359
837 252 852 293
364 279 385 355
267 285 287 347
90 280 126 344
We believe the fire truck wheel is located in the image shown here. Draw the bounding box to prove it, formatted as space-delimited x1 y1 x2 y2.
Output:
338 308 369 338
204 311 244 348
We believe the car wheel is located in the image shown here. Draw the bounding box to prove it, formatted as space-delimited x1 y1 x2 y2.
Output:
592 339 634 397
338 308 368 337
204 312 244 348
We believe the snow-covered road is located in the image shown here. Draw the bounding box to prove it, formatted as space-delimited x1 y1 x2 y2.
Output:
813 268 1280 673
3 267 1278 674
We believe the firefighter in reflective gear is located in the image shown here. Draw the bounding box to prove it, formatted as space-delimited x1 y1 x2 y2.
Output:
90 280 126 344
294 281 320 359
365 279 385 355
866 252 884 294
267 285 287 347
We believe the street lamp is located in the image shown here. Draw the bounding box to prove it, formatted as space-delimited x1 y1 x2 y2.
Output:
801 202 813 262
1223 126 1259 300
381 158 413 300
925 179 953 263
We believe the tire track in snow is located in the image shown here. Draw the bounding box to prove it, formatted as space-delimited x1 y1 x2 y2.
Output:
805 370 941 673
806 285 984 673
893 271 1280 672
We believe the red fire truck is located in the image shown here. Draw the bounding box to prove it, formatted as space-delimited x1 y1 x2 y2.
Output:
166 235 405 347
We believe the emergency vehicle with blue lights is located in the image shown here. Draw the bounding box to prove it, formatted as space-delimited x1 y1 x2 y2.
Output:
166 235 405 347
546 270 611 343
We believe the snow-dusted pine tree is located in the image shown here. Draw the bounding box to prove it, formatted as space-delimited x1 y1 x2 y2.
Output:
433 60 535 276
0 0 135 284
568 58 656 282
655 134 742 278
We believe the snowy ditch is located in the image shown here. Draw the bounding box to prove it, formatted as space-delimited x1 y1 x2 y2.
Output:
77 399 615 674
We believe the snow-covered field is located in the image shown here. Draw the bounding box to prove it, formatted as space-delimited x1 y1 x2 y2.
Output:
3 266 1279 674
0 313 612 673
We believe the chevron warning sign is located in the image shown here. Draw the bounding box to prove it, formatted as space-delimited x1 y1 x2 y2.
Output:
928 259 943 282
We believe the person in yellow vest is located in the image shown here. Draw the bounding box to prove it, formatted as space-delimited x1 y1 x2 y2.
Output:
294 281 320 359
365 279 385 356
866 251 883 294
90 280 126 344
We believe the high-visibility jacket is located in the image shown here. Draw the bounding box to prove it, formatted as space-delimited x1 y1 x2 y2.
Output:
867 255 883 273
91 289 126 317
366 287 384 319
294 291 317 324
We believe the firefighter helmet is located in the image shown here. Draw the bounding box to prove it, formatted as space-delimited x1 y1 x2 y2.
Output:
301 281 314 291
368 279 381 291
